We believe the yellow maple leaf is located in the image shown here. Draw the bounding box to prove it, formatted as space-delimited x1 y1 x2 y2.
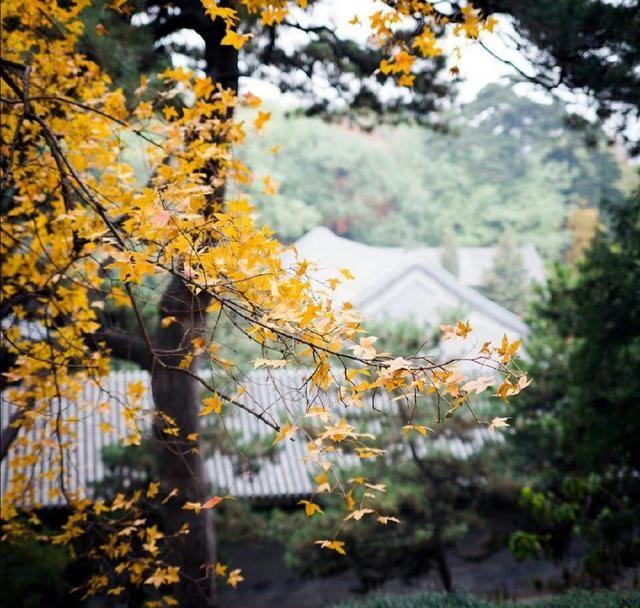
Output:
272 421 297 446
315 539 346 555
456 320 473 339
340 267 355 280
220 28 251 50
298 499 324 517
314 471 331 493
227 568 244 588
345 508 374 521
496 334 521 363
261 174 278 195
199 394 223 416
214 562 228 576
201 1 238 25
242 92 262 107
254 110 271 131
344 490 356 511
401 424 433 436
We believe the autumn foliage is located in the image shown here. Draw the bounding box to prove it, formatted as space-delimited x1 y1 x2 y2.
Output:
1 0 527 604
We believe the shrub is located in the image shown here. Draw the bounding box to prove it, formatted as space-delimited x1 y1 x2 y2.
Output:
330 590 640 608
0 536 78 608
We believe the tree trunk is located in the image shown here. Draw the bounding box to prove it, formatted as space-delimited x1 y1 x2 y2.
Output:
433 526 453 592
147 10 238 605
152 275 217 607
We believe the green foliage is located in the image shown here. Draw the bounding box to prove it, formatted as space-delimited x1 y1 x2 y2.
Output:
507 186 640 583
274 431 499 591
215 500 271 545
273 460 470 591
480 233 530 315
484 0 640 154
0 536 78 608
93 439 158 499
332 592 494 608
79 0 169 99
259 197 322 243
331 590 640 608
239 85 624 257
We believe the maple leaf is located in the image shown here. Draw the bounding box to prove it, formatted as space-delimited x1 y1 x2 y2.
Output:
253 358 288 369
272 421 297 446
456 320 473 339
144 566 180 588
488 416 511 432
304 405 332 422
202 495 233 509
262 174 278 195
200 1 238 25
227 568 244 588
496 334 522 363
351 336 378 360
314 471 331 493
385 357 412 373
315 539 347 555
398 74 415 87
440 324 457 341
199 394 223 416
344 490 356 511
461 376 495 394
298 499 324 517
107 0 128 13
401 424 433 436
345 508 374 521
242 92 262 107
161 316 176 328
254 110 271 131
220 28 251 50
339 267 355 280
214 562 228 576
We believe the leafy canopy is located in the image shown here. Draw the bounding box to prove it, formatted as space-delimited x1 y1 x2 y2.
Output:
1 0 530 602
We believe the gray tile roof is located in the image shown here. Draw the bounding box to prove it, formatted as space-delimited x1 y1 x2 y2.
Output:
1 369 499 507
292 227 542 327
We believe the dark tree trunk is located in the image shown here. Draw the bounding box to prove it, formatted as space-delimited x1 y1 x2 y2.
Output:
147 5 239 605
433 526 453 592
152 276 217 607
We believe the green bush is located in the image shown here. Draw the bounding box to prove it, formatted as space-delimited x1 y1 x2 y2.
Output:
0 536 78 608
330 590 640 608
524 590 640 607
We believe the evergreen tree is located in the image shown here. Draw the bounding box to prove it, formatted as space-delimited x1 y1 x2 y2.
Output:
508 186 640 584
